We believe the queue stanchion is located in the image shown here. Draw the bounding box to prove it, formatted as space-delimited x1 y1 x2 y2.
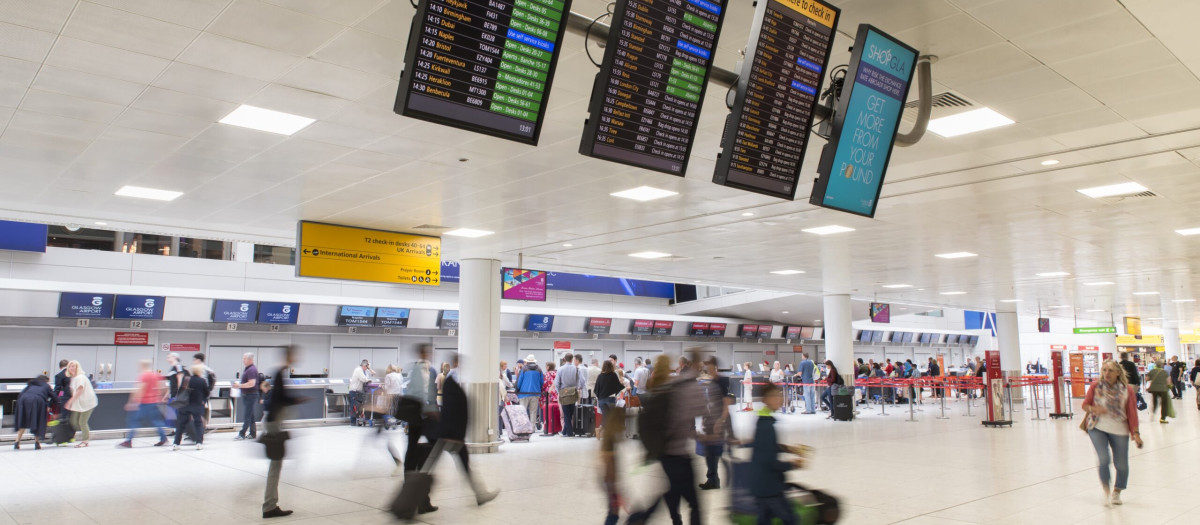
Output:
906 379 917 422
877 378 889 417
1030 378 1045 421
962 377 977 417
936 379 950 420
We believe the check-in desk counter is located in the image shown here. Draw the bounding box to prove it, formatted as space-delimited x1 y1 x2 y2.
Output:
227 378 337 423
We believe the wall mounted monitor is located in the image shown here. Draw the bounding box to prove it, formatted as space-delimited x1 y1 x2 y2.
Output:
739 324 759 338
337 305 377 327
901 332 914 343
258 302 299 324
501 267 547 301
857 330 871 342
784 326 802 339
809 25 918 217
918 333 932 344
393 0 574 144
946 334 960 344
870 330 885 343
58 292 115 319
690 322 711 336
438 309 459 329
800 326 816 339
114 295 166 320
579 0 728 175
652 320 674 336
967 335 979 345
889 331 904 343
631 319 655 335
212 300 258 323
376 308 411 328
527 314 555 332
713 0 839 199
708 323 727 337
0 219 47 252
586 317 612 334
757 325 773 339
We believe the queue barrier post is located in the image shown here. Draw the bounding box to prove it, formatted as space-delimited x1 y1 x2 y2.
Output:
963 378 977 417
937 380 950 420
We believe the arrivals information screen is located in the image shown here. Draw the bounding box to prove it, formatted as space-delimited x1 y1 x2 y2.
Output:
394 0 573 144
579 0 726 175
713 0 838 199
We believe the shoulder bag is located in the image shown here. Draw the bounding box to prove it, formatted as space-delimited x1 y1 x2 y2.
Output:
168 379 191 409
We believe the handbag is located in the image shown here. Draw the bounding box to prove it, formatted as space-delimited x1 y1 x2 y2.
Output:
560 386 580 405
1079 413 1098 432
168 380 192 409
259 430 290 460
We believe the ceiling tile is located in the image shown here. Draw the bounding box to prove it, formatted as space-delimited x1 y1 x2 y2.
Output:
0 55 40 88
19 89 125 123
208 0 346 56
6 109 108 143
112 109 213 138
244 84 349 120
87 0 232 30
132 86 238 121
932 43 1042 87
1013 11 1152 64
0 21 57 62
0 0 76 32
1051 39 1180 86
989 88 1101 124
62 2 200 60
957 66 1074 105
277 58 392 100
835 0 960 35
964 0 1120 39
45 36 171 84
311 28 404 78
893 13 1004 60
261 0 384 25
292 121 385 149
176 32 303 82
1082 64 1200 107
32 65 146 106
354 0 411 39
153 62 268 103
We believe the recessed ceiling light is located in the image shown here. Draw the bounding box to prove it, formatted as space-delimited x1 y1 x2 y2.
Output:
935 252 977 259
1086 309 1106 313
1133 291 1160 296
114 185 182 201
1173 299 1196 303
769 270 805 275
94 222 107 226
741 212 755 217
1084 281 1115 286
801 225 855 235
1077 182 1148 199
927 107 1014 137
218 104 314 135
999 299 1022 303
781 311 789 314
562 243 573 247
443 228 493 238
814 319 821 323
629 251 671 259
882 284 912 289
1040 159 1060 166
1037 272 1070 277
610 186 677 202
693 280 702 283
1175 227 1200 236
940 291 967 295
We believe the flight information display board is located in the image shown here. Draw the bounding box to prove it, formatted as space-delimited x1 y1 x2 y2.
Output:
712 0 838 199
579 0 727 175
394 0 573 144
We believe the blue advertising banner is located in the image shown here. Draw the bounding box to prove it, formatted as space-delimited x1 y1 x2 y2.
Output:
546 272 675 299
441 261 460 283
259 302 299 324
114 295 166 320
58 293 115 318
526 314 554 332
0 220 47 252
212 300 258 323
811 25 917 217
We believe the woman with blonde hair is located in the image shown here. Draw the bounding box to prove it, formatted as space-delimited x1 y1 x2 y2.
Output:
65 360 97 447
1081 360 1142 506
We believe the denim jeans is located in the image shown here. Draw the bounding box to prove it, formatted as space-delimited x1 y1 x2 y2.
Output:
239 394 258 437
562 403 576 437
756 495 796 525
348 391 363 424
802 385 816 413
1088 428 1130 490
125 403 166 442
820 387 833 411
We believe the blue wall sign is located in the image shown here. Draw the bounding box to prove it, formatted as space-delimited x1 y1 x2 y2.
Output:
58 293 115 318
526 315 554 332
0 220 47 252
213 300 258 323
259 302 299 324
114 295 166 320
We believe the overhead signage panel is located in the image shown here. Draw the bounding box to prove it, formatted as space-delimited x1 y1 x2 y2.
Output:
712 0 838 199
527 314 554 332
337 305 377 327
1074 326 1116 334
587 317 613 334
810 25 917 217
114 295 166 320
739 324 758 338
58 293 115 319
708 322 727 337
0 220 48 253
631 319 654 335
501 268 547 301
394 0 574 144
757 325 773 338
212 300 258 323
259 302 299 324
296 221 441 286
439 309 460 329
377 308 411 328
579 0 727 175
652 320 674 335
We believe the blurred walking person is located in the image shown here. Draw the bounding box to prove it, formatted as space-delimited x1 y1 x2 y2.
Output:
698 356 732 490
65 360 96 448
233 353 259 439
13 375 57 450
1081 360 1142 506
396 344 440 515
1145 359 1173 423
262 346 304 518
425 354 498 505
172 364 211 451
118 360 167 448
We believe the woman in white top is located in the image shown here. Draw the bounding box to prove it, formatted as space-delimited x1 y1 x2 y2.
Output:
383 365 405 395
1081 360 1143 506
769 361 784 384
742 362 754 411
64 360 97 448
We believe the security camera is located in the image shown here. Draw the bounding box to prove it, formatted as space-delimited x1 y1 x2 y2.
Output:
65 224 81 232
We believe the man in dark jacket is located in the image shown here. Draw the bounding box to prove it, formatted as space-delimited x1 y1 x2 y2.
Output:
53 359 71 406
751 383 801 525
427 354 497 506
263 346 303 519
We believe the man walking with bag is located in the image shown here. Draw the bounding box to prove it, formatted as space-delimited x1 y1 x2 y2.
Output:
263 346 303 519
555 353 585 437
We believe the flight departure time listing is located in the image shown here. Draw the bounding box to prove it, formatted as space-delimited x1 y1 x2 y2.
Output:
713 0 838 199
395 0 572 144
579 0 726 175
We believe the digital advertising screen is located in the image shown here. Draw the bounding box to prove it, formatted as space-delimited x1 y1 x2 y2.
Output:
784 326 802 339
212 300 258 323
58 293 115 319
653 320 674 336
757 325 773 339
579 0 727 175
545 272 675 298
527 314 555 332
631 319 655 335
393 0 574 144
708 323 727 337
587 317 613 334
1038 317 1050 333
800 326 815 339
869 302 890 323
113 295 166 320
739 324 758 338
259 302 300 324
501 267 548 301
712 0 838 199
337 305 377 327
810 25 917 217
377 308 411 328
690 322 710 336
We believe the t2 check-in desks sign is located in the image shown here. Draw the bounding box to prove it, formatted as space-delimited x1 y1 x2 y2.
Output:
394 0 574 144
712 0 839 199
810 25 917 218
296 221 442 286
579 0 727 175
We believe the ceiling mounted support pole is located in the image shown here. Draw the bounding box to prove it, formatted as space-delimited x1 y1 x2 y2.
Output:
895 55 936 147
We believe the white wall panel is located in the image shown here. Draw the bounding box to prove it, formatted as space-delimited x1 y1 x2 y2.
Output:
0 328 54 376
163 297 213 321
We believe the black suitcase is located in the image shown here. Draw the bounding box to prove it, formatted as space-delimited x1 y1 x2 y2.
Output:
391 443 438 519
50 419 74 445
832 394 854 421
574 402 596 437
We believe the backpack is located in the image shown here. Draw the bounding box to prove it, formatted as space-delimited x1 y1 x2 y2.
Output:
638 382 677 462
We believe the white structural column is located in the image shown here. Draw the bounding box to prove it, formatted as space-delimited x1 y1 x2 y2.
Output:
459 258 504 453
1163 323 1182 362
1098 331 1117 363
995 309 1022 401
823 294 853 385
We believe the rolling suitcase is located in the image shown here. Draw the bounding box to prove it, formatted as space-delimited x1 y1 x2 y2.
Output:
49 417 74 445
501 403 533 442
574 401 596 437
390 443 438 519
832 387 854 421
624 406 640 439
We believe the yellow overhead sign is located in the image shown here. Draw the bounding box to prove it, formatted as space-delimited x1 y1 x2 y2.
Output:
1123 316 1142 336
1116 335 1162 346
296 221 441 286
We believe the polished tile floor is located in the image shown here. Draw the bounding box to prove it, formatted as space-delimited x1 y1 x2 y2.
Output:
2 394 1196 524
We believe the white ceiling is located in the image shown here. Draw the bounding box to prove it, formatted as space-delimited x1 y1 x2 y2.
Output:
2 0 1200 329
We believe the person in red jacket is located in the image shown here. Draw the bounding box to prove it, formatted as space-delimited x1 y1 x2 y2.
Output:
1081 360 1144 507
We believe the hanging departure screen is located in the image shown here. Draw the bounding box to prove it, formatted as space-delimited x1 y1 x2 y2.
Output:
579 0 727 175
394 0 573 145
713 0 838 199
